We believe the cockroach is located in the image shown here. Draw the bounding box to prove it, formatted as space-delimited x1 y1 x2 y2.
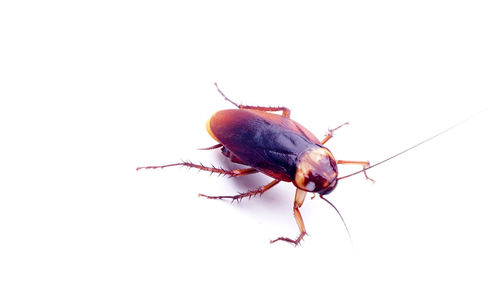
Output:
137 83 476 246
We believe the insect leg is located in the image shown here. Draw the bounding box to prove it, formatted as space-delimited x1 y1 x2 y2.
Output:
214 83 291 117
270 189 307 246
199 179 280 202
337 160 375 183
198 143 223 150
320 122 349 145
136 162 258 177
239 105 291 118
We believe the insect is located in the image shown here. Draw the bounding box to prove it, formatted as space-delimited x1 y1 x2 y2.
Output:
137 83 473 246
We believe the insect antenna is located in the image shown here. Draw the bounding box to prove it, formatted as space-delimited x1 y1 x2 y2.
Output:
320 195 352 245
337 111 484 181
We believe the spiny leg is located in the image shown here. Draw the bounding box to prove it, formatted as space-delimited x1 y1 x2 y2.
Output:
321 122 350 145
214 82 291 118
198 143 223 150
199 179 280 202
270 189 307 246
136 162 258 177
337 160 375 183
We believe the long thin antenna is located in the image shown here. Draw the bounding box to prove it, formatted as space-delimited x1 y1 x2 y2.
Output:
338 111 484 180
320 195 352 245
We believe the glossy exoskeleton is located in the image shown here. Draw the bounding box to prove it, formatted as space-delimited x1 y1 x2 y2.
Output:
137 83 472 245
138 83 374 245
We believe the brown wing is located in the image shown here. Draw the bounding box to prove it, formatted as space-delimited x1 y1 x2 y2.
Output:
206 109 321 181
207 109 320 144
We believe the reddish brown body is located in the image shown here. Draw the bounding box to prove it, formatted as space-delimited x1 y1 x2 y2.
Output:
137 84 473 245
207 109 322 182
137 84 374 245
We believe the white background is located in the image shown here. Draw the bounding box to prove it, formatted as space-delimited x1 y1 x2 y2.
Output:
1 0 499 283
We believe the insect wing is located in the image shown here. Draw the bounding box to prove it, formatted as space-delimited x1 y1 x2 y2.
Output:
207 109 321 181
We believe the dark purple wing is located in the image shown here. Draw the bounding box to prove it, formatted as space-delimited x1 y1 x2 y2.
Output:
207 109 321 181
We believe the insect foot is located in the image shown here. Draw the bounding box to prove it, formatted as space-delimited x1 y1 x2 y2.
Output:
270 233 307 246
